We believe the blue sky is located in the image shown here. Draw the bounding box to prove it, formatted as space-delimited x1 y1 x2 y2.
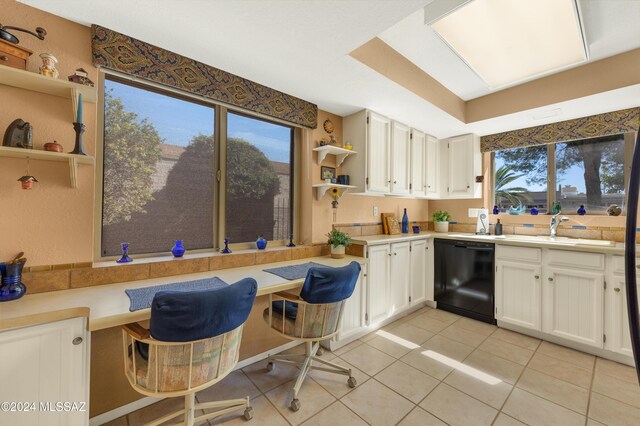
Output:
106 79 291 162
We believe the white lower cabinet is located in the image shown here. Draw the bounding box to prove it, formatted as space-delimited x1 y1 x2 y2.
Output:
0 317 89 426
496 261 541 331
390 241 411 315
338 265 367 342
410 239 428 305
542 267 604 348
367 244 392 324
605 256 640 357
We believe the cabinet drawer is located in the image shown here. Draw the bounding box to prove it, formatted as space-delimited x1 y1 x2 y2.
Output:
0 54 26 70
547 249 604 270
496 245 541 263
611 255 640 275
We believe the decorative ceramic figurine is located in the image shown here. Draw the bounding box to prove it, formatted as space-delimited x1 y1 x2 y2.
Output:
39 53 59 78
44 140 63 152
607 204 622 216
256 235 267 250
577 205 586 216
68 68 94 87
171 240 185 257
343 141 353 150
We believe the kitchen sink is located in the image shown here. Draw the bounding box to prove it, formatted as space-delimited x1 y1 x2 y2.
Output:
446 233 616 247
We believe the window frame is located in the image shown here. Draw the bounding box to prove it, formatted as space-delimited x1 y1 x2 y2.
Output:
489 132 636 215
94 70 299 261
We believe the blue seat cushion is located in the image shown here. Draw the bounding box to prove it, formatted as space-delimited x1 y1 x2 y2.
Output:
271 300 299 320
149 277 257 342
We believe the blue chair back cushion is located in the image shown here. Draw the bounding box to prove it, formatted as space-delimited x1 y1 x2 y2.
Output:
300 261 361 304
150 278 257 342
270 261 361 320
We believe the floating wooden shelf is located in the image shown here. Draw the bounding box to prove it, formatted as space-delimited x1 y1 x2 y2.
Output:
0 65 97 121
312 183 357 200
312 145 357 167
0 146 94 188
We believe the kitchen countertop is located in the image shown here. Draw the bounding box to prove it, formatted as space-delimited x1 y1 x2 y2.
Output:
351 232 634 255
0 255 365 332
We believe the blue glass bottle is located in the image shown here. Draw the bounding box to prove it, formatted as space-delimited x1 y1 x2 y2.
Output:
577 205 586 216
220 237 232 254
530 207 539 215
401 208 409 234
256 235 267 250
493 205 499 215
116 243 133 263
172 240 186 257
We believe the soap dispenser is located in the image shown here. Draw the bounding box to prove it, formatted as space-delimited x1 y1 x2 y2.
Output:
495 219 503 236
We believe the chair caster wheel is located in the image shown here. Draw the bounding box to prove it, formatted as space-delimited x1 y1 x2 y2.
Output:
317 346 324 356
348 377 357 388
290 398 301 412
266 362 274 372
244 407 254 420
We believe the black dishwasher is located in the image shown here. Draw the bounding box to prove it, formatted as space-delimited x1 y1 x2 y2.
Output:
434 239 496 324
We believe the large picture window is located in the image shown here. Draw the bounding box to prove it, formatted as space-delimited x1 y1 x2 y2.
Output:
101 76 295 257
493 134 629 214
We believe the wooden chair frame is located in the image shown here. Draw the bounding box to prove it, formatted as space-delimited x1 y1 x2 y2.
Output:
122 323 252 426
265 291 356 412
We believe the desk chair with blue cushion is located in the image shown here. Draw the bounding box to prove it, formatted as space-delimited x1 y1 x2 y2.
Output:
122 278 257 426
263 261 361 411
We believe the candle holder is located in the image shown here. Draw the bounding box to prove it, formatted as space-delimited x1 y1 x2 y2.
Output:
70 122 86 155
286 234 296 247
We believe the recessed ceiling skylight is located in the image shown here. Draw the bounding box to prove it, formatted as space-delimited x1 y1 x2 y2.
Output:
427 0 588 88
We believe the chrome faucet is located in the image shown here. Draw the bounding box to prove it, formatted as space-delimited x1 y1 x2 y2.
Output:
550 214 569 237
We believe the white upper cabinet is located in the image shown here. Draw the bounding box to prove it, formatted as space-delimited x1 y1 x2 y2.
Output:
445 134 482 199
425 135 440 198
390 121 411 195
342 110 390 194
410 129 427 197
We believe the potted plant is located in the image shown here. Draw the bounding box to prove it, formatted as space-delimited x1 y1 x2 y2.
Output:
327 229 351 259
432 210 451 233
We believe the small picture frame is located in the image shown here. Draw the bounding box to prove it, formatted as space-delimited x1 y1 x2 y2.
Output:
321 166 336 181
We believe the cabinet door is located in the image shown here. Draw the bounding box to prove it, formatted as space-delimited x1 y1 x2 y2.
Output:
366 111 391 194
447 134 473 197
425 135 440 198
606 275 640 357
390 241 411 315
0 317 88 426
410 130 426 197
367 244 391 324
410 239 428 305
339 265 367 341
390 121 411 195
496 261 541 331
543 267 604 347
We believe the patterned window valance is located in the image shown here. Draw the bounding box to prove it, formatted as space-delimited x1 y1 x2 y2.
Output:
480 107 640 152
91 25 317 129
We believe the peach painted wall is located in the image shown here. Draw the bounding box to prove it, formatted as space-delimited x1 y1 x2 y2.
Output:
310 110 429 243
0 0 97 266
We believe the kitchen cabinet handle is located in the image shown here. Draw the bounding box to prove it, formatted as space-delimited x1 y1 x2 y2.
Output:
0 55 8 61
467 185 470 189
393 180 397 184
614 288 621 292
72 337 83 345
534 275 540 279
548 277 554 282
388 253 391 257
394 252 397 256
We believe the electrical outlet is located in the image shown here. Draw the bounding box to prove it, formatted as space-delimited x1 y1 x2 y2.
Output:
468 208 480 218
373 206 379 217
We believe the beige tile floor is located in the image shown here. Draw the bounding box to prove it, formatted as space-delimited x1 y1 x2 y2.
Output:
105 306 640 426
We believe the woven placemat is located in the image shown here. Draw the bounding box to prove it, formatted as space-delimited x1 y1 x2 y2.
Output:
263 262 325 280
125 277 228 311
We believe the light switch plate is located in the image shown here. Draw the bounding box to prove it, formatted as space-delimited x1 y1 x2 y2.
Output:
468 208 480 218
373 206 379 217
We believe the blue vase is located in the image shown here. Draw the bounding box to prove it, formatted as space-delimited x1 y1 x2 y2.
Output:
530 207 539 215
256 236 267 250
493 205 499 215
172 240 186 257
0 262 27 302
220 237 232 254
401 208 409 234
577 205 586 216
116 243 133 263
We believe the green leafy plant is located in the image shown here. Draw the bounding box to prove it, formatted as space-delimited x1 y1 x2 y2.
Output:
494 165 531 206
432 210 451 223
327 229 351 248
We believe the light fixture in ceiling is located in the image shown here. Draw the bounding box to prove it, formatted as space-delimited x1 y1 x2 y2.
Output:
425 0 588 89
